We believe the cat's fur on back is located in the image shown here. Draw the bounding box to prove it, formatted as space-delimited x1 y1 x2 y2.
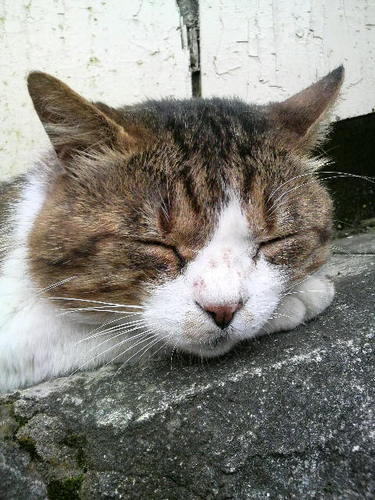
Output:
0 67 343 392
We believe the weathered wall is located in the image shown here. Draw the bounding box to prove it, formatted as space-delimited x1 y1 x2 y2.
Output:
0 0 191 180
200 0 375 119
1 0 375 181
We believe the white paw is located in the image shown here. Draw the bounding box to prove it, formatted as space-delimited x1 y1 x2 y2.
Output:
263 275 335 334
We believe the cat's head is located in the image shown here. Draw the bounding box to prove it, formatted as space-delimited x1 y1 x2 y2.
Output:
26 67 343 356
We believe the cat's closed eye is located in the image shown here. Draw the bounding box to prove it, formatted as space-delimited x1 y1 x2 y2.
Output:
260 233 299 248
252 233 297 259
134 239 186 268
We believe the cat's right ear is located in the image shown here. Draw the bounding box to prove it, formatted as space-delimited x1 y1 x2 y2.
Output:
27 72 137 163
267 66 344 151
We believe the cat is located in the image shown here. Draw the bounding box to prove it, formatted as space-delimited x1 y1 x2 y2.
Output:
0 67 344 393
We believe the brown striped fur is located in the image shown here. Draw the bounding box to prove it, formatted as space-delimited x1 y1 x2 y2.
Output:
24 68 343 307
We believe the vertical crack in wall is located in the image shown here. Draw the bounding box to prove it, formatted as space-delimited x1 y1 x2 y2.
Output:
176 0 201 97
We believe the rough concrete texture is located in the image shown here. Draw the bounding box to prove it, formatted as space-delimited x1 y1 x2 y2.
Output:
333 232 375 255
0 234 374 499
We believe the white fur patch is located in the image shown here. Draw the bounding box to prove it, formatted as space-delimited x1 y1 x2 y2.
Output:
144 199 286 356
263 274 335 334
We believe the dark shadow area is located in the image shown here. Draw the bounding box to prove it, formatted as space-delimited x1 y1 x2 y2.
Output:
322 112 375 234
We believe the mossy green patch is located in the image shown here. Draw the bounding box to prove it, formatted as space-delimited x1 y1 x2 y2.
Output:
61 434 88 471
47 475 84 500
13 414 29 427
17 436 40 460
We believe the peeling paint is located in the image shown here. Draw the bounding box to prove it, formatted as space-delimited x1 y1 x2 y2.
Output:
0 0 191 181
200 0 375 116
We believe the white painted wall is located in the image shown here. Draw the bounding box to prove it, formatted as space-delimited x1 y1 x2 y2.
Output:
0 0 191 180
200 0 375 120
0 0 374 181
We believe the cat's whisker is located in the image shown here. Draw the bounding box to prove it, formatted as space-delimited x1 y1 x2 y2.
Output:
58 306 142 317
320 170 375 183
282 289 328 298
69 328 152 376
77 319 148 343
80 315 124 341
78 323 148 353
110 332 164 379
267 170 374 206
80 314 142 341
138 334 168 362
149 341 169 361
104 330 160 369
267 172 317 204
61 304 141 312
267 172 375 217
58 308 142 317
50 296 144 309
83 329 145 355
37 276 77 295
96 327 150 352
267 174 352 216
156 186 170 220
119 335 162 369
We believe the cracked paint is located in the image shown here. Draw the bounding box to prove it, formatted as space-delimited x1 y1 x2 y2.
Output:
0 0 191 181
200 0 375 117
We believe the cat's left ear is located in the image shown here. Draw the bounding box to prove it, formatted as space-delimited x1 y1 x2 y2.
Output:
27 72 138 162
267 66 344 151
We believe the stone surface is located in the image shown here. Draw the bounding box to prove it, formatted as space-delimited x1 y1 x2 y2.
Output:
333 232 375 255
0 235 374 499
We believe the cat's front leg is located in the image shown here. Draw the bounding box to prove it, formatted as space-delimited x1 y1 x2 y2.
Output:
263 274 335 334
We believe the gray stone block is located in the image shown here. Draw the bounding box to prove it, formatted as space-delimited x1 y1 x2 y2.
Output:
333 232 375 255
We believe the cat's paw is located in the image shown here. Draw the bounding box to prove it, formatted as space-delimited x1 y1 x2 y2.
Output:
263 275 335 334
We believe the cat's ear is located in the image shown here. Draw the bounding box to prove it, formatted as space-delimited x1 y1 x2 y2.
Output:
27 72 136 162
267 66 344 151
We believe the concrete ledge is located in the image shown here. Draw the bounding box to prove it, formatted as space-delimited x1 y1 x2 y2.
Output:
1 234 374 499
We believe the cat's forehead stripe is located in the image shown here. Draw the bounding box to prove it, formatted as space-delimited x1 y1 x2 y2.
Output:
211 197 249 242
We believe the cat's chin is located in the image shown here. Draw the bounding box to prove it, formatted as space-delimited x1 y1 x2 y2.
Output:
178 335 237 358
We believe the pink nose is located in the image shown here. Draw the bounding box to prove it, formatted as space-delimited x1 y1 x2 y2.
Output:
198 302 242 329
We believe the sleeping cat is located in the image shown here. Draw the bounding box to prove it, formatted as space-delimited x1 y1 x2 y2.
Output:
0 67 344 392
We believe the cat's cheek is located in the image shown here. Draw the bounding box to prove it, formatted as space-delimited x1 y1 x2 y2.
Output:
228 259 287 341
179 338 238 358
142 276 192 343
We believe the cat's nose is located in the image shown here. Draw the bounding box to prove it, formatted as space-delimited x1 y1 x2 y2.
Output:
198 302 242 329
